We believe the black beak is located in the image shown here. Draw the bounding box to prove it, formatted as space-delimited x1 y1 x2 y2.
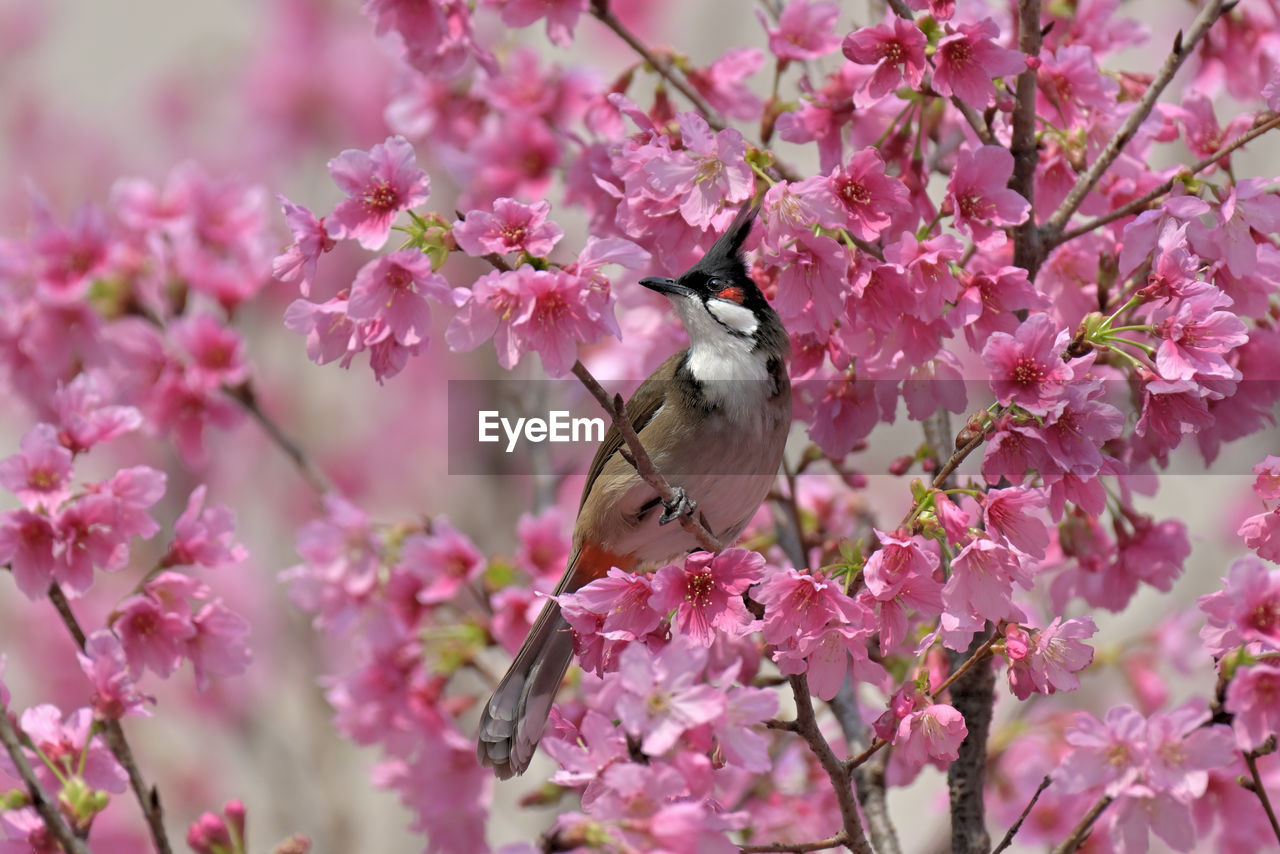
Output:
640 276 695 298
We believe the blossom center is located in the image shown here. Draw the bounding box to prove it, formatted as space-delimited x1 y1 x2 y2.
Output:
945 41 971 67
957 193 986 219
386 266 413 293
364 182 397 212
695 156 726 186
1011 357 1046 386
1247 596 1280 639
685 570 715 608
837 178 871 207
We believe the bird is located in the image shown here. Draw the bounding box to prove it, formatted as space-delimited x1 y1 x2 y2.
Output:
476 205 792 779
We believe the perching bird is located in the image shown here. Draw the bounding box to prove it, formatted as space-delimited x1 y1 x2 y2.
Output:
476 205 792 778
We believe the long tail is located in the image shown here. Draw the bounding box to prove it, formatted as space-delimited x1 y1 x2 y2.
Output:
476 544 630 779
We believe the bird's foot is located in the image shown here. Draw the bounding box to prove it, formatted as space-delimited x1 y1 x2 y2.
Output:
659 487 696 526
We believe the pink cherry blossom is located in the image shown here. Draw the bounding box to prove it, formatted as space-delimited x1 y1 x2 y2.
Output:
170 313 249 389
643 113 753 229
1251 454 1280 500
186 600 252 691
76 629 153 719
842 17 928 101
863 529 939 601
894 703 968 767
0 423 73 512
165 485 246 569
1151 284 1248 381
945 537 1028 625
686 49 765 121
932 18 1026 108
1225 663 1280 750
947 145 1030 248
326 135 430 250
1198 557 1280 654
399 518 485 605
982 313 1074 416
453 198 564 258
1055 705 1147 797
982 486 1050 558
273 194 335 295
447 264 619 377
113 571 203 678
482 0 586 47
49 373 142 454
822 149 912 242
758 0 841 62
1239 508 1280 562
650 549 763 646
751 567 863 645
347 250 449 347
0 509 58 599
1005 617 1097 700
560 567 662 644
611 641 725 756
17 704 127 794
362 0 485 78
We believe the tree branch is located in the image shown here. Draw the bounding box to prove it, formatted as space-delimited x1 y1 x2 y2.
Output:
1243 750 1280 844
786 674 875 854
1048 795 1113 854
0 705 91 854
1053 111 1280 246
831 679 902 854
48 584 174 854
1010 0 1042 276
588 0 801 183
946 627 998 854
739 833 848 854
224 381 334 497
1041 0 1227 238
570 360 724 553
991 774 1052 854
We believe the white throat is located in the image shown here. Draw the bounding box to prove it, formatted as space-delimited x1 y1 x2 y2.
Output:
673 295 772 416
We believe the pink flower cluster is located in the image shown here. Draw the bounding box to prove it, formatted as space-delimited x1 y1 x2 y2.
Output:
1055 704 1236 853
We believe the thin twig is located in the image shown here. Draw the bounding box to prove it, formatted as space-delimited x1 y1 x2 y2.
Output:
0 706 91 854
1054 111 1280 246
845 631 999 773
932 631 1000 699
588 0 801 183
224 382 333 496
48 584 174 854
831 679 902 854
569 360 723 553
739 833 848 854
951 97 997 147
1243 750 1280 844
885 0 914 18
1048 795 1112 854
787 675 875 854
1010 0 1042 276
1041 0 1227 237
991 774 1052 854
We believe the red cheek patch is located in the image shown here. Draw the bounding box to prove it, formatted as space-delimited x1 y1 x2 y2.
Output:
717 286 745 303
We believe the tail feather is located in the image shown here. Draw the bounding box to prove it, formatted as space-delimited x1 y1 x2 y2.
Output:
476 598 574 778
477 544 631 778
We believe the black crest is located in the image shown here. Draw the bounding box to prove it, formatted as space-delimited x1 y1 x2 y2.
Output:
685 203 759 283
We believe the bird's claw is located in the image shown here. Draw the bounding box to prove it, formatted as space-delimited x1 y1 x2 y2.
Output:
659 487 696 526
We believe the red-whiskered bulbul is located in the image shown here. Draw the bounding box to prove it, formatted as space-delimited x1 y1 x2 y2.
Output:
477 206 791 778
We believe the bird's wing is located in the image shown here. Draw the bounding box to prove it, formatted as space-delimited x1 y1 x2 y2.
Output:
577 350 686 512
